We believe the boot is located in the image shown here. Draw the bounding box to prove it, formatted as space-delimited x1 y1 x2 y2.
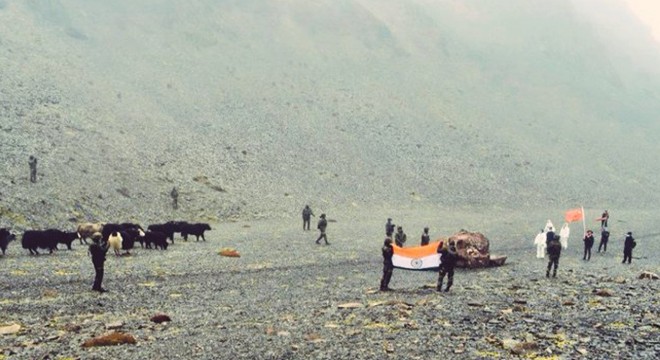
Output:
546 270 550 278
552 270 557 278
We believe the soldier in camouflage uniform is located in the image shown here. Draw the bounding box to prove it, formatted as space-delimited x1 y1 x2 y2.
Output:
421 227 430 246
394 226 407 247
302 205 314 231
315 214 329 245
385 218 395 237
437 240 457 292
380 238 394 291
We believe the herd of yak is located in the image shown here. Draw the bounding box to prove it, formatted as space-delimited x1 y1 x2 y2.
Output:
0 221 212 257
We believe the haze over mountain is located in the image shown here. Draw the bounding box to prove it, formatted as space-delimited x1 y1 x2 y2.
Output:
1 0 659 228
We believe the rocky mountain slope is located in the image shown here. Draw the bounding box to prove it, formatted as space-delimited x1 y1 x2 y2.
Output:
1 0 659 230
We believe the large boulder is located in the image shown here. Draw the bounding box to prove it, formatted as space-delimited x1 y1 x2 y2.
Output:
445 230 506 268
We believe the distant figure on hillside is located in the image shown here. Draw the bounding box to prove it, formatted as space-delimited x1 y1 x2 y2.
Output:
385 218 395 237
559 223 570 249
583 230 594 261
421 227 430 246
534 229 546 258
598 228 610 252
170 187 179 209
380 237 394 291
88 233 109 293
622 232 636 264
437 240 458 292
597 210 609 229
302 205 314 231
28 155 37 183
315 213 329 245
546 234 562 278
394 226 407 247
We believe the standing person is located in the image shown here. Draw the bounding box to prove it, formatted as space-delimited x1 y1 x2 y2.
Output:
598 228 610 252
534 229 546 258
315 213 329 245
546 234 562 278
28 155 37 183
583 230 595 260
394 226 407 247
302 205 314 231
170 187 179 209
545 226 556 249
380 238 394 291
421 227 430 246
88 233 109 292
437 240 458 292
559 223 570 249
598 210 609 229
385 218 395 237
622 232 636 264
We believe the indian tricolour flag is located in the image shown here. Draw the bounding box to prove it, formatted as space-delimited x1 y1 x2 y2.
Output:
392 241 443 270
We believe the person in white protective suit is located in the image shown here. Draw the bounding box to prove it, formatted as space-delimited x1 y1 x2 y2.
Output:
559 223 570 249
544 220 554 233
534 229 546 258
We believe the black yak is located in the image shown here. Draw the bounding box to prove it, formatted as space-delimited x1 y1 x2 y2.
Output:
181 223 212 241
22 230 59 255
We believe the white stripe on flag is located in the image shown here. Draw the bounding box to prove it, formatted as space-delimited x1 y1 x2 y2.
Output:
392 253 440 270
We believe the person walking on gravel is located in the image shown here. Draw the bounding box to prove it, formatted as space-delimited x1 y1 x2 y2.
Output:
315 213 329 245
437 240 458 292
598 228 610 252
380 238 394 291
302 205 314 231
546 234 562 278
170 186 179 209
622 232 636 264
28 155 37 183
534 229 546 258
89 233 110 293
582 230 595 260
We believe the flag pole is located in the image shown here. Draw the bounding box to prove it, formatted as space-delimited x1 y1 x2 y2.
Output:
581 205 586 236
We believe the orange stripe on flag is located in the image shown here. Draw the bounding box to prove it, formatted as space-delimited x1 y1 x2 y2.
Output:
565 208 584 223
392 241 442 257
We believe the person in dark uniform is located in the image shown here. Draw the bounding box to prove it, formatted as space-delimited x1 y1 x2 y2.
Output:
437 240 457 292
315 214 329 245
302 205 314 231
546 234 562 278
545 226 556 248
170 187 179 209
598 228 610 252
583 230 595 260
622 232 635 264
385 218 395 237
394 226 407 247
28 155 37 183
380 238 394 291
88 234 109 292
421 227 430 246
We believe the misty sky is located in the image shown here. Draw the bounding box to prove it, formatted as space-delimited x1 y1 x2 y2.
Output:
627 0 660 42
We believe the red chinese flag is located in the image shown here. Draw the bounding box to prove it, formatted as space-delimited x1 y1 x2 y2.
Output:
565 208 584 223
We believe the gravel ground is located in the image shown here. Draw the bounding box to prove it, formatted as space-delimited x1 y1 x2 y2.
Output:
0 207 658 359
